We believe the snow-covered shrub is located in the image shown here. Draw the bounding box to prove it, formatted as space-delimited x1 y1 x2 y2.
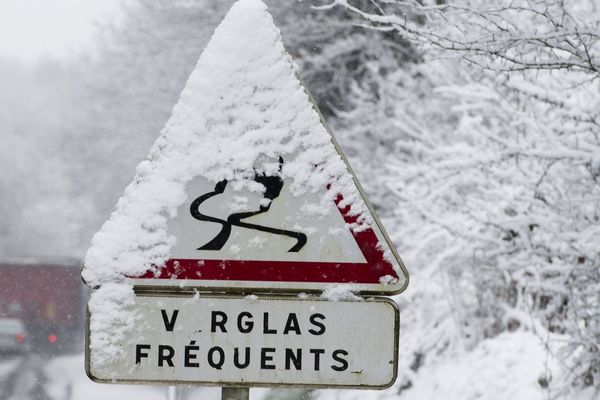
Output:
330 0 600 389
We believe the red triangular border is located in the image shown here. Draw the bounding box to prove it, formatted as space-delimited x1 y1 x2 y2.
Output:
141 194 399 284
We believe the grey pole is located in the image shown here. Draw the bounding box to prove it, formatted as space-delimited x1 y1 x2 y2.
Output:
222 387 249 400
167 386 177 400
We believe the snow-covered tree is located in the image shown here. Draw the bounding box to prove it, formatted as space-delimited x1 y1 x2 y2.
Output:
327 0 600 390
0 59 92 256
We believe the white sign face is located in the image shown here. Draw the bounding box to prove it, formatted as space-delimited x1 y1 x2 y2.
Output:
86 294 399 389
130 171 408 295
169 176 367 263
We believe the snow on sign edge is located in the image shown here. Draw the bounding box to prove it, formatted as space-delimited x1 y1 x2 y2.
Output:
81 0 408 294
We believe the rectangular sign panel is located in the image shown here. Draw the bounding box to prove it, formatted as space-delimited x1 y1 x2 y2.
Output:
86 294 399 389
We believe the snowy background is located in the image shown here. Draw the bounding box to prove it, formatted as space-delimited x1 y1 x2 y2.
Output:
1 0 599 399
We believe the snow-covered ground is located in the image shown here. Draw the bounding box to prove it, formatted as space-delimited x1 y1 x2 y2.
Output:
399 332 552 400
43 353 273 400
44 353 233 400
0 342 595 400
0 357 20 378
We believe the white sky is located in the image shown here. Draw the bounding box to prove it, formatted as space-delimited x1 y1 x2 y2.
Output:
0 0 126 63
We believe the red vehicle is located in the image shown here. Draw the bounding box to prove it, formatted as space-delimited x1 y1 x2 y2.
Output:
0 257 85 354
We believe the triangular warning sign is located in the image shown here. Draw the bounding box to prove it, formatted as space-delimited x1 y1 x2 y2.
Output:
82 0 408 294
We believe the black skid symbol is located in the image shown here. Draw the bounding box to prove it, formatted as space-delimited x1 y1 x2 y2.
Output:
190 157 307 252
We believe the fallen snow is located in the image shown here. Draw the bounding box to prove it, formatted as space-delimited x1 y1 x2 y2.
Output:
314 331 556 400
36 345 598 400
82 0 368 288
44 353 222 400
321 285 362 301
87 283 139 374
0 357 20 378
400 331 550 400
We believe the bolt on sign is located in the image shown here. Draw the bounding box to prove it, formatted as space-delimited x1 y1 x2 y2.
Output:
82 0 408 392
86 295 399 388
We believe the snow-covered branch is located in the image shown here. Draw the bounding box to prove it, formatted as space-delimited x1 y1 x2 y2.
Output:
324 0 600 75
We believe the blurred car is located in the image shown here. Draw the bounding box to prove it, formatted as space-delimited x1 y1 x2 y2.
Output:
0 318 27 354
0 257 85 354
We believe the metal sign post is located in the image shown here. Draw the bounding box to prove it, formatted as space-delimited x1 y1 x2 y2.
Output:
167 386 177 400
222 387 249 400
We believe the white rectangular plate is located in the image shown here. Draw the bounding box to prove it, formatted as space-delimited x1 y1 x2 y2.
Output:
86 293 399 389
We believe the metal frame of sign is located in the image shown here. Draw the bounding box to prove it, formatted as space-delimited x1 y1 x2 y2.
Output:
85 292 400 390
311 88 410 296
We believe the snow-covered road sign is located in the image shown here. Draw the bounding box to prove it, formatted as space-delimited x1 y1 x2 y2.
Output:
85 293 399 389
81 0 408 295
82 0 407 392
